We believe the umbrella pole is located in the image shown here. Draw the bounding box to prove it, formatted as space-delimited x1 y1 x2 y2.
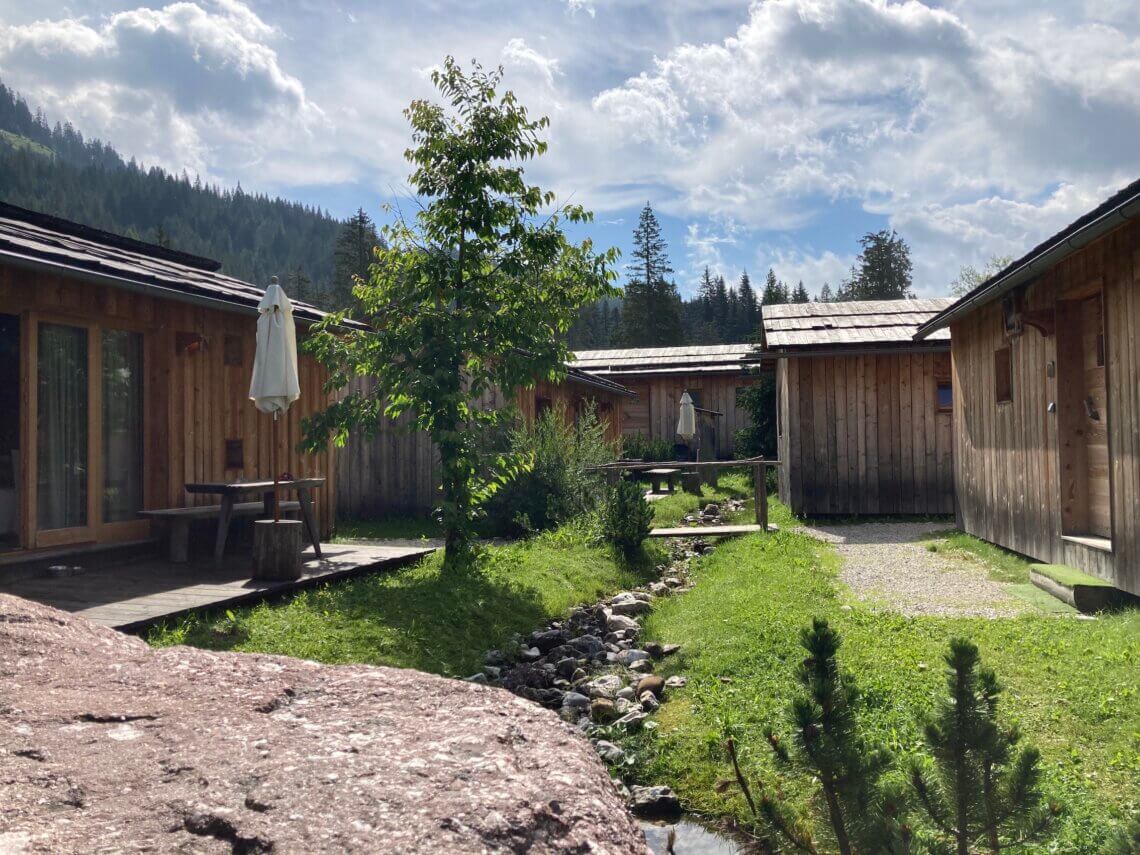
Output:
273 411 280 523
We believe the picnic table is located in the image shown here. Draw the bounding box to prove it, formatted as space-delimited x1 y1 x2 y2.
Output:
185 478 325 564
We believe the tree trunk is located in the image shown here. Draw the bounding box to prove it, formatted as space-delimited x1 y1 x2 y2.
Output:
821 778 852 855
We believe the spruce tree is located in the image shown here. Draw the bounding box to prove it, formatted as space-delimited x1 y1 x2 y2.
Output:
738 270 758 338
791 280 811 303
840 230 914 301
332 208 381 309
909 639 1058 854
616 204 683 345
817 282 834 302
762 267 789 305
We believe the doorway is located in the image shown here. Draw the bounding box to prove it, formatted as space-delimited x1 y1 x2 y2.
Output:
1056 292 1110 541
0 314 18 551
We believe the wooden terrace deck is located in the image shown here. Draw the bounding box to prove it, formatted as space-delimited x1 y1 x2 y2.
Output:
0 542 436 632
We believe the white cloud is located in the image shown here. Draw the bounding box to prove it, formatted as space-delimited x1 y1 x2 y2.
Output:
502 37 561 88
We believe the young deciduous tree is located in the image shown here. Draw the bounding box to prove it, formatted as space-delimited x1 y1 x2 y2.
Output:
949 255 1013 297
303 58 618 569
909 638 1058 853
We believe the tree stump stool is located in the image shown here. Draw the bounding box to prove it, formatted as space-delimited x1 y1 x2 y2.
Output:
253 519 303 580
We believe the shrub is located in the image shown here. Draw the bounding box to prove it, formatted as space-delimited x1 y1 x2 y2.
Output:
734 375 776 458
480 401 616 538
620 431 674 462
601 477 653 556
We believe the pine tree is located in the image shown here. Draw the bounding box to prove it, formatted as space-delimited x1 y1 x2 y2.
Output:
840 229 914 301
286 265 312 303
738 270 758 338
727 618 910 854
791 280 811 303
762 267 788 305
817 282 834 302
909 639 1058 853
616 204 683 346
332 208 380 310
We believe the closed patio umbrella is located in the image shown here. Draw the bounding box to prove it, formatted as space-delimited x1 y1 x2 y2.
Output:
249 277 300 521
677 391 698 464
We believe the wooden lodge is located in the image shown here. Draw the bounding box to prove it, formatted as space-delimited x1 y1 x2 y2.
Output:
336 369 635 519
0 202 342 559
916 179 1140 596
762 299 955 516
570 345 764 458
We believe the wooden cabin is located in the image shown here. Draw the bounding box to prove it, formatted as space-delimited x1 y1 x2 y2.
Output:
0 203 340 559
762 299 955 516
336 369 634 518
915 179 1140 596
571 345 764 458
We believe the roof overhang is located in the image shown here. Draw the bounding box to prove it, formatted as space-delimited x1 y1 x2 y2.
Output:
564 367 637 397
915 182 1140 339
766 340 950 359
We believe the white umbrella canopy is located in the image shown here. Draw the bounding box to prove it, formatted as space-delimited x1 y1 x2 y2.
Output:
249 278 300 415
676 391 696 441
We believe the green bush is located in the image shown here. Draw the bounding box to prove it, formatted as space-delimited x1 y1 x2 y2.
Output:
734 375 776 458
480 401 615 538
602 477 654 556
620 431 674 462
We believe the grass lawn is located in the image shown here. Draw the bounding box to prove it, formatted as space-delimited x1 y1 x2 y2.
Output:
148 472 754 675
334 516 442 542
634 505 1140 850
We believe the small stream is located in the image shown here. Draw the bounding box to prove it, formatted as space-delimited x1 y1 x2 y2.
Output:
640 818 742 854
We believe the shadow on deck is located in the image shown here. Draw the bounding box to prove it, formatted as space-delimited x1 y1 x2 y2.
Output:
0 542 437 632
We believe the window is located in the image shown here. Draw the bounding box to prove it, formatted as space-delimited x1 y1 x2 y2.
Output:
994 346 1012 403
101 329 144 523
936 381 953 412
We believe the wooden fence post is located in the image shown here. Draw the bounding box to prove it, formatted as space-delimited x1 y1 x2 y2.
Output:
753 463 768 532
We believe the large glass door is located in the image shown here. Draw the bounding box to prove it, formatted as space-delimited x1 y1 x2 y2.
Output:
36 322 92 545
32 318 146 548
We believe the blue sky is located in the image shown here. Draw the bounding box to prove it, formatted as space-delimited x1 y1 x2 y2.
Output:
2 0 1140 297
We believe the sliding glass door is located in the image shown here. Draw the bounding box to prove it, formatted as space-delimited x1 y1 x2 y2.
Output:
32 318 146 547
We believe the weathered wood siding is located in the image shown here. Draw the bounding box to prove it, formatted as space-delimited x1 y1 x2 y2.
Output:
336 376 627 519
776 351 954 515
950 217 1140 595
617 373 757 457
2 263 337 547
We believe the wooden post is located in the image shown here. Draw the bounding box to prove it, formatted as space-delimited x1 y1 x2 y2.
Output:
252 519 302 580
753 463 768 532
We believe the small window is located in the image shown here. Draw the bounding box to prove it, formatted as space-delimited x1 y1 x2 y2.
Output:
936 382 953 412
995 347 1012 403
224 439 244 470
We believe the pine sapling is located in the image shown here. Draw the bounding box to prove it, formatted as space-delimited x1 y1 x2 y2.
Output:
722 618 912 854
909 638 1059 853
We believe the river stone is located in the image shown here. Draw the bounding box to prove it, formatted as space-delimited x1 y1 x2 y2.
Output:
665 676 687 689
590 698 618 723
628 659 654 674
614 697 636 716
605 612 640 633
465 672 489 684
0 594 649 854
636 675 665 698
616 687 636 701
482 665 502 680
583 675 624 699
555 657 579 679
618 649 650 667
562 692 590 710
530 628 566 653
639 692 659 712
615 710 648 731
609 595 650 617
629 786 681 820
569 634 605 657
648 582 670 597
594 740 626 765
520 646 542 662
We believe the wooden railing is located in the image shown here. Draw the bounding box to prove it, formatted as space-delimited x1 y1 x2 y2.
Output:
588 457 780 532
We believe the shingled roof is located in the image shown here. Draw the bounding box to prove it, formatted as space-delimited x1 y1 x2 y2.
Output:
572 344 762 376
761 299 953 354
0 201 347 327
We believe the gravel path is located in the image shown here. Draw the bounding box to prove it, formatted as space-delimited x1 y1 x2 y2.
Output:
794 521 1027 618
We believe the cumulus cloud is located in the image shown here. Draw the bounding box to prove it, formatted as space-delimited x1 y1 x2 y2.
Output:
0 0 318 177
502 37 561 88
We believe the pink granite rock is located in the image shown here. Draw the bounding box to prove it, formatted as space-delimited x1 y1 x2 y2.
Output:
0 594 649 853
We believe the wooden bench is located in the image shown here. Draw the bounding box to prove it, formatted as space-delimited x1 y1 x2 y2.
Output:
140 501 300 563
645 467 682 494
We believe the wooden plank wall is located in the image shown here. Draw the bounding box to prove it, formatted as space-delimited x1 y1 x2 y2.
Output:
336 376 627 519
1 264 337 544
616 373 758 458
778 351 954 515
950 217 1140 595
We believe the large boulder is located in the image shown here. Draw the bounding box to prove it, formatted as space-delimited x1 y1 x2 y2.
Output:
0 595 649 854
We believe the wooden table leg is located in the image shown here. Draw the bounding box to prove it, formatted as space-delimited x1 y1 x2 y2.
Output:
298 488 322 558
214 494 235 565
